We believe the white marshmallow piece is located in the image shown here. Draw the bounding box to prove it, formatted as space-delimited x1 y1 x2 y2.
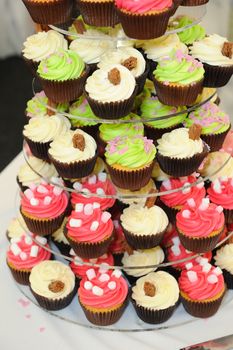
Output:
199 198 210 211
220 176 228 182
28 183 36 191
10 237 21 244
216 206 223 214
10 243 22 256
185 263 193 270
187 271 198 283
101 211 111 223
69 218 82 228
35 236 47 245
73 182 83 191
51 176 62 185
90 221 99 231
113 220 120 229
86 268 96 280
213 179 222 194
99 273 110 282
199 257 209 266
96 188 105 196
182 182 191 194
202 263 212 273
41 179 48 186
112 269 122 278
93 202 100 209
88 175 97 185
84 204 94 216
69 249 76 256
196 181 204 189
75 203 84 213
207 274 218 284
24 189 34 200
24 236 32 245
162 179 171 190
171 245 181 257
37 185 48 194
213 267 222 276
172 237 180 246
187 198 196 208
43 196 52 205
19 252 27 261
30 198 39 206
30 245 39 257
98 172 107 182
99 263 110 274
92 286 104 296
108 281 116 290
182 209 191 219
84 281 93 290
82 188 90 197
89 258 97 264
53 186 63 196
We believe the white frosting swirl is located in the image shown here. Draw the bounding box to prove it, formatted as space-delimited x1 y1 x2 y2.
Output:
121 204 168 236
132 271 179 310
214 244 233 274
98 47 146 78
85 64 136 102
7 214 26 239
190 34 233 66
48 129 97 163
116 179 156 206
157 128 204 158
69 29 115 64
29 261 75 299
23 115 71 143
52 218 69 244
122 247 164 277
22 30 68 62
199 151 233 181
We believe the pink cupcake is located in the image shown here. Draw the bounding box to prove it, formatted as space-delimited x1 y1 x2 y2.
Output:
161 224 179 248
109 219 127 265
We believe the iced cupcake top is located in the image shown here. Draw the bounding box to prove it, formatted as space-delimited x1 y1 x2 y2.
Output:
214 244 233 274
208 177 233 210
52 218 69 245
69 96 99 127
115 0 173 13
169 16 206 45
199 151 233 181
7 215 26 240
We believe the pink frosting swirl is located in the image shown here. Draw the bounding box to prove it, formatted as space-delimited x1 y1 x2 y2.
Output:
161 224 178 248
66 206 113 243
109 219 126 254
208 178 233 210
176 199 225 237
78 269 128 308
160 176 206 208
21 182 68 219
115 0 173 14
179 264 224 301
7 234 51 269
70 253 114 279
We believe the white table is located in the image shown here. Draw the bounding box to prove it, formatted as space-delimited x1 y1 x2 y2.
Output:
1 153 233 350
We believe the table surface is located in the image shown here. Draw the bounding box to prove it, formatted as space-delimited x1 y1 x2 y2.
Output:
1 152 233 350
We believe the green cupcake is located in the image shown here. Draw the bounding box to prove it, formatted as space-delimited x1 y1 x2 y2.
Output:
69 95 99 127
169 16 206 45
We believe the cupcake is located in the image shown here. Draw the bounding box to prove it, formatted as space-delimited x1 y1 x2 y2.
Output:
37 49 90 103
29 260 76 310
6 215 26 241
181 0 209 6
161 224 179 249
70 172 116 211
105 135 156 191
222 130 233 154
176 198 225 253
153 50 204 106
179 263 225 318
131 271 179 324
190 34 233 87
7 234 51 285
48 129 97 179
109 219 127 265
64 203 114 258
51 218 71 256
23 115 71 161
151 161 170 186
199 151 233 182
85 64 137 119
120 204 169 249
214 243 233 289
156 127 209 177
115 0 175 40
208 178 233 224
78 268 128 325
190 87 220 107
20 181 69 236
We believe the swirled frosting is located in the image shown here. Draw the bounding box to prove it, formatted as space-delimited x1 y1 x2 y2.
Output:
37 49 85 81
140 96 187 128
70 172 116 211
160 176 206 208
66 205 113 243
109 219 127 254
176 198 225 237
105 135 156 168
179 264 224 301
99 114 144 142
157 128 204 158
132 271 179 309
23 115 71 143
115 0 173 14
199 152 233 181
69 96 99 127
121 204 168 236
214 244 233 274
21 182 68 219
190 34 233 66
78 269 128 309
7 215 26 239
154 50 204 85
116 179 156 206
70 29 115 64
7 234 51 269
52 218 69 244
85 64 136 102
18 156 58 187
143 34 188 62
122 246 164 277
169 16 206 45
208 178 233 210
29 261 75 299
22 30 68 62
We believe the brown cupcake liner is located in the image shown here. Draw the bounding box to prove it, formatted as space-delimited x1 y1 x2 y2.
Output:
115 5 175 40
156 142 209 178
77 0 119 27
135 64 149 95
201 125 231 152
203 63 233 88
170 0 184 14
144 123 183 145
39 66 90 103
51 239 71 257
222 269 233 289
22 0 73 25
122 227 166 250
153 77 204 106
49 151 98 179
79 298 128 326
147 59 158 80
85 87 138 119
16 176 28 193
96 132 107 158
158 199 180 224
224 209 233 224
20 207 66 236
23 56 39 76
24 137 51 162
106 161 154 191
182 0 209 5
7 261 30 285
112 252 124 266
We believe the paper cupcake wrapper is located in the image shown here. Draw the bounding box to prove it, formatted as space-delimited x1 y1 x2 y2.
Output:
222 269 233 289
85 87 138 119
201 125 231 152
135 64 150 95
79 298 128 326
96 132 107 158
147 59 158 80
49 151 98 179
153 77 204 106
39 67 90 103
106 161 154 191
115 5 175 40
158 199 180 224
7 261 30 285
16 176 28 193
22 0 73 24
23 56 39 76
224 209 233 224
21 207 66 236
144 123 183 146
182 0 209 5
112 252 124 266
51 239 71 257
203 63 233 88
170 0 184 14
122 227 166 250
24 137 51 162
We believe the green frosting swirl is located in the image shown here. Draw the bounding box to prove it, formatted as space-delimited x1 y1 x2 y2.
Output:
184 102 230 135
99 114 144 142
170 16 206 45
69 95 99 127
154 50 204 85
26 91 68 117
105 135 156 168
37 49 85 81
140 96 187 128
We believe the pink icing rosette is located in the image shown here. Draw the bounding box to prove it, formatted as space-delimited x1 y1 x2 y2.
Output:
115 0 173 13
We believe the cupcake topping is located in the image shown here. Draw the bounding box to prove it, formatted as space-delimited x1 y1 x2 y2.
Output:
72 133 85 151
48 280 65 293
222 42 233 59
188 124 202 141
122 56 137 70
108 68 121 85
144 281 156 297
208 177 233 210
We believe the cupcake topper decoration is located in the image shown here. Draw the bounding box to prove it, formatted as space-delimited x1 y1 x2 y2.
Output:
221 42 233 59
145 188 157 208
144 282 156 297
121 56 137 71
72 133 85 151
48 280 65 293
188 124 202 141
73 19 86 34
108 68 121 85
